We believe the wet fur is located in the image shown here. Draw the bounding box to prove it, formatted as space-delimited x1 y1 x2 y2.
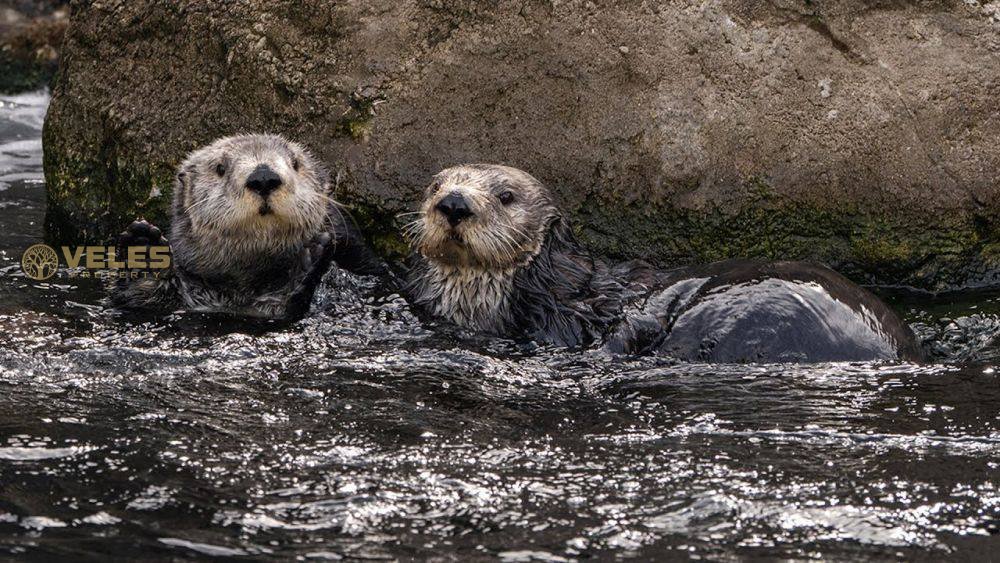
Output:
406 165 642 346
410 216 652 347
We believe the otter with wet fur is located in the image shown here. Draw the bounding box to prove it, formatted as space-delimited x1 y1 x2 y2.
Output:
405 165 923 363
111 134 382 319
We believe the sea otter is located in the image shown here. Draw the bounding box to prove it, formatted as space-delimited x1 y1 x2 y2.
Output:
110 134 382 319
404 164 923 363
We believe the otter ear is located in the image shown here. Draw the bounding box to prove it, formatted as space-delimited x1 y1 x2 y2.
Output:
174 165 195 205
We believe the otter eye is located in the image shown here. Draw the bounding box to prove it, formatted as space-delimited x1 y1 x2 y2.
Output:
215 163 226 177
498 191 515 205
292 157 300 172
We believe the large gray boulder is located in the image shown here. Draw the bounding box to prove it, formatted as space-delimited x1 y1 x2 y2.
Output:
43 0 1000 289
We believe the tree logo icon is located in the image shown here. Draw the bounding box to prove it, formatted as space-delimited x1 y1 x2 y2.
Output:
21 244 59 281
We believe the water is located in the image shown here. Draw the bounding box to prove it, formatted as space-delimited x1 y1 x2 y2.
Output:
1 92 999 560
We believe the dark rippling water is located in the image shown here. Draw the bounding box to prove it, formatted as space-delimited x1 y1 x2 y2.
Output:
1 93 999 561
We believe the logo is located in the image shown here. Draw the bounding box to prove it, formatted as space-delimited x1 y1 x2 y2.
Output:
19 244 171 281
21 243 59 281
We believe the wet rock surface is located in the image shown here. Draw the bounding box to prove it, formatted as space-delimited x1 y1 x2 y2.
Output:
42 0 1000 289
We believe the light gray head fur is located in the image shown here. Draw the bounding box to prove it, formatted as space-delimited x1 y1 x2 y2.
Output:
170 134 330 282
407 164 560 270
405 164 561 332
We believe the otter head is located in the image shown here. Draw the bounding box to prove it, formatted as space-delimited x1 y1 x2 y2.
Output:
410 164 560 271
172 134 329 277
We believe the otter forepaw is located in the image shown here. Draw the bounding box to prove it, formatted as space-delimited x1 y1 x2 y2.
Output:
300 231 333 271
108 219 178 310
118 219 166 248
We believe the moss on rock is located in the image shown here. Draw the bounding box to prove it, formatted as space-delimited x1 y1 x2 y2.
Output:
573 177 994 289
43 121 174 244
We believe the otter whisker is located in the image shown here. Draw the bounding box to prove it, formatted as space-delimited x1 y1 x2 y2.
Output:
184 193 224 215
312 192 340 205
401 219 424 236
400 219 427 244
486 225 524 262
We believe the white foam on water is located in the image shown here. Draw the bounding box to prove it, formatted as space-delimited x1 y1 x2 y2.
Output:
0 445 95 461
0 89 49 131
158 538 249 557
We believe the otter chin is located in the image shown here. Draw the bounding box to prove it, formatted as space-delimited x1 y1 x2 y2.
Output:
109 134 384 319
405 164 923 363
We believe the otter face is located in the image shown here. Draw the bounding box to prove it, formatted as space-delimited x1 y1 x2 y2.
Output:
408 165 560 270
173 134 329 271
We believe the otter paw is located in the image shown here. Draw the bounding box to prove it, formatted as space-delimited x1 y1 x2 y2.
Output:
118 219 166 249
300 232 333 270
117 219 169 266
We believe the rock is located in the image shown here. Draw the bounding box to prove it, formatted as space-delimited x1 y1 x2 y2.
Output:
0 0 68 93
42 0 1000 290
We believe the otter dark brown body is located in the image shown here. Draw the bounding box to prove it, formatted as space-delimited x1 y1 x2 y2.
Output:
608 260 922 362
406 165 922 363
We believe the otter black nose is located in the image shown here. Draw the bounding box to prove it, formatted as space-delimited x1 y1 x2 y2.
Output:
436 193 474 227
246 165 283 198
